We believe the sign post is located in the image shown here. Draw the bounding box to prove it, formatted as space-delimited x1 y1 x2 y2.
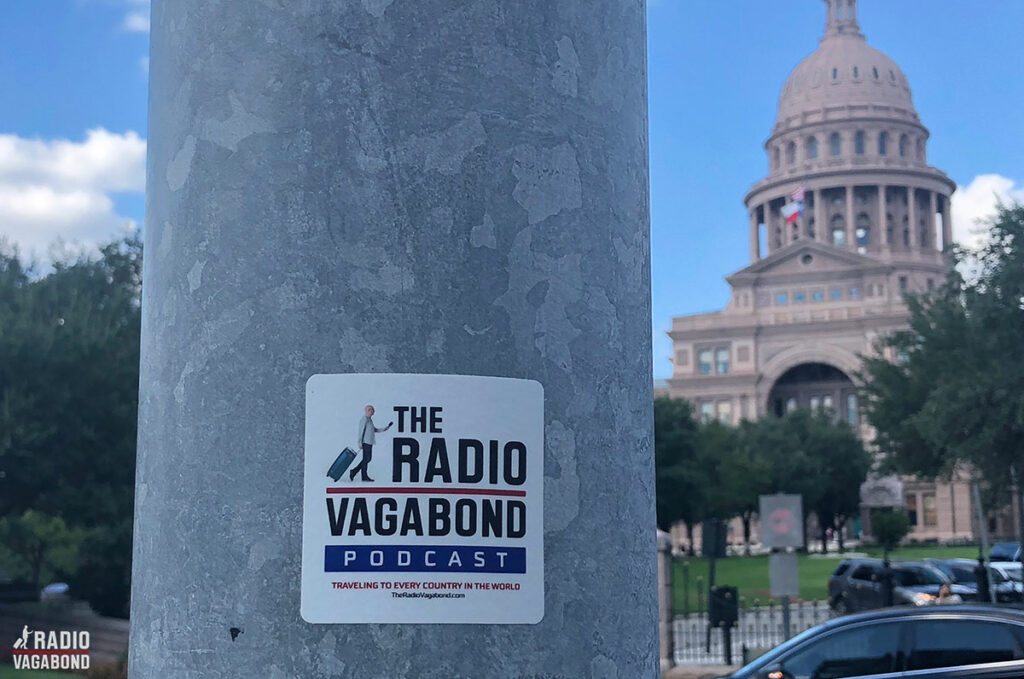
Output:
761 495 803 641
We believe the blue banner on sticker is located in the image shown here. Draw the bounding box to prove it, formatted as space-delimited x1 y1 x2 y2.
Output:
324 545 526 574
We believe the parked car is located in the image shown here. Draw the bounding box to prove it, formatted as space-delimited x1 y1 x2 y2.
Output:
991 561 1023 583
828 559 967 613
990 542 1022 562
925 558 1023 603
719 605 1024 679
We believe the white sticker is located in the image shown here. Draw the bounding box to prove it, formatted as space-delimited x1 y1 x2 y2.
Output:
301 373 545 624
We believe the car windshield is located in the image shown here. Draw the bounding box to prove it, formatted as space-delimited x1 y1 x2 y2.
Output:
726 624 831 678
893 567 947 587
998 567 1023 582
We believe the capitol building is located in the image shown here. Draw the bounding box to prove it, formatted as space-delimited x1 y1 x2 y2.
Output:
661 0 988 544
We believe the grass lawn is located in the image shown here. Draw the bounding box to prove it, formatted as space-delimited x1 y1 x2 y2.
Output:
672 543 980 614
0 666 77 679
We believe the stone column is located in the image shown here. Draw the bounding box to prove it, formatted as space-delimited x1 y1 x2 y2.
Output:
908 186 919 248
133 2 657 677
845 185 856 249
750 208 760 262
942 194 954 251
815 188 826 243
764 201 774 254
878 184 888 248
929 190 937 252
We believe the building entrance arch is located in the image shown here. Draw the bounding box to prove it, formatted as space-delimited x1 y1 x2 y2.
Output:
767 362 859 425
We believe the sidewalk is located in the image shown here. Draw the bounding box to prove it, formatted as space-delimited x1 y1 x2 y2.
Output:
663 665 739 679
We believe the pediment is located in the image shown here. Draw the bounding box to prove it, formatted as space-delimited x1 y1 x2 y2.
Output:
726 241 889 284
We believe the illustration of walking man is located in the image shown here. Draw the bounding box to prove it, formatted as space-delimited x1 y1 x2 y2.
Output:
350 405 393 482
13 625 29 649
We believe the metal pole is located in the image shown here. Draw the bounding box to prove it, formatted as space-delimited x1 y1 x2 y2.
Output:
683 561 690 617
781 595 792 641
131 1 656 676
973 481 996 602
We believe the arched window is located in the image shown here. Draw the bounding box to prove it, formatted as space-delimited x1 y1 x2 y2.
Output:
873 67 879 79
852 66 859 79
773 146 781 169
856 213 871 249
807 137 819 160
878 131 888 155
808 217 816 239
830 132 841 156
899 134 909 157
916 138 925 161
854 131 865 155
787 141 797 165
832 67 838 80
831 214 847 246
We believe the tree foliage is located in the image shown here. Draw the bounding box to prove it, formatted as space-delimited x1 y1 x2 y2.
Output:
654 397 871 553
0 236 141 616
0 510 84 591
653 397 702 531
860 203 1024 503
871 510 910 557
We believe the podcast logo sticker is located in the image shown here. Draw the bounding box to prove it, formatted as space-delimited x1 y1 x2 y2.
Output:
301 373 544 624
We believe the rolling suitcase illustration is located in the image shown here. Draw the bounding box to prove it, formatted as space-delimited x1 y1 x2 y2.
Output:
327 447 358 481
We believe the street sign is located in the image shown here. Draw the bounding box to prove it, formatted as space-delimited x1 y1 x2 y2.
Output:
769 552 799 597
760 494 803 549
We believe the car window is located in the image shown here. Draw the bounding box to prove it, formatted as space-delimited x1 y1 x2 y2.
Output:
949 566 976 583
850 566 875 581
893 567 946 587
909 620 1023 670
780 622 901 679
832 563 850 578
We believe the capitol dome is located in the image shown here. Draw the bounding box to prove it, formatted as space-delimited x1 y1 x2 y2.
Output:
744 0 955 266
775 0 918 132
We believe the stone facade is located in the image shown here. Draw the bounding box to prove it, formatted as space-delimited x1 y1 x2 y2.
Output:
664 0 975 544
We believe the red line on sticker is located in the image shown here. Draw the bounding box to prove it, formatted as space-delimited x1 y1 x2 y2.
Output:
326 487 526 497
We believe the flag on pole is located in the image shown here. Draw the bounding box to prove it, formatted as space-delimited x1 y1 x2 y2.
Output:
782 184 806 224
781 201 802 224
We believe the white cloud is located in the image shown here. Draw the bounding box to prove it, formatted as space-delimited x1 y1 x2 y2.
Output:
951 174 1024 251
121 10 149 32
0 129 146 258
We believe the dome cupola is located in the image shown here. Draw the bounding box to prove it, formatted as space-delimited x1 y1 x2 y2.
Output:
774 0 918 133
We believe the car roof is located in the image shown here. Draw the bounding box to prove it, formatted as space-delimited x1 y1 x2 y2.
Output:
731 605 1024 677
825 604 1024 627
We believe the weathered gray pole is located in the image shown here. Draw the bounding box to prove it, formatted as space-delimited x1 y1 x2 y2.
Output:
132 1 656 676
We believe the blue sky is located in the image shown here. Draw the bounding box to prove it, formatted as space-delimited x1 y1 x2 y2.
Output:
1 1 1021 379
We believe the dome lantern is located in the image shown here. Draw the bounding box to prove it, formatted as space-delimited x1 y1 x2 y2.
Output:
824 0 863 40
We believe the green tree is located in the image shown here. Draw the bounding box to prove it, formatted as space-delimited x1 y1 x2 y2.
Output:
739 410 870 553
871 509 910 560
0 510 84 591
653 398 704 549
860 203 1024 539
0 235 141 615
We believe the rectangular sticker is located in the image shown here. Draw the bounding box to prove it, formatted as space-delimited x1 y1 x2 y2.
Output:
301 373 544 624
